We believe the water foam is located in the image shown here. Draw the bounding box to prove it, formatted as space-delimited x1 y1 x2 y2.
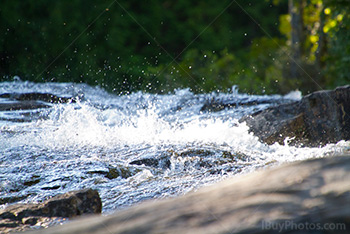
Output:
1 99 345 165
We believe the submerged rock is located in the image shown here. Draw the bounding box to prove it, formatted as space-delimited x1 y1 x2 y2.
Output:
0 189 101 233
240 85 350 146
30 155 350 234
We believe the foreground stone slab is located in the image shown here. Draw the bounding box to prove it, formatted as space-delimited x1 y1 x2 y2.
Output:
0 189 101 233
32 155 350 234
240 85 350 147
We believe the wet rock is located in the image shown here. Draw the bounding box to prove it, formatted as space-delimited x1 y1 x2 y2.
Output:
130 156 171 169
240 85 350 146
176 149 213 157
0 92 77 112
0 92 76 104
0 195 30 205
23 176 41 187
200 96 293 112
22 217 38 225
0 219 21 228
87 166 140 179
0 189 101 233
0 101 51 111
106 166 137 179
31 155 350 234
41 185 61 190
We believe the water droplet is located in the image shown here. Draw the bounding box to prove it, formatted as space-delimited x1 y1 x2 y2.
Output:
13 76 21 82
244 33 247 36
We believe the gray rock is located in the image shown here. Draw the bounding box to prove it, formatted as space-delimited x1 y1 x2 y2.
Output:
240 85 350 146
30 155 350 234
0 189 101 233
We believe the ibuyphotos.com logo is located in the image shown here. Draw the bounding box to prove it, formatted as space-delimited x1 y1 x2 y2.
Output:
262 220 346 232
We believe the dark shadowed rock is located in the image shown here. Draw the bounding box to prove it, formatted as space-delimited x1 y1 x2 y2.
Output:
130 156 171 169
0 189 101 233
0 101 51 111
240 85 350 146
0 92 77 112
30 155 350 234
200 96 293 112
87 165 141 179
0 92 76 104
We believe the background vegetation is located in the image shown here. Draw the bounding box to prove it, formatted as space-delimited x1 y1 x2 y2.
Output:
0 0 349 94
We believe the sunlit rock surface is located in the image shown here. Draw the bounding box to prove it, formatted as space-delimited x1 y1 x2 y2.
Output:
31 155 350 234
241 85 350 147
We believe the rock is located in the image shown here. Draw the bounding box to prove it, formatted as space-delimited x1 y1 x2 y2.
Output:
30 155 350 234
240 85 350 146
0 189 101 233
106 166 139 179
200 96 292 112
130 156 171 169
0 101 51 111
0 92 76 104
0 195 30 205
87 166 141 179
0 92 77 112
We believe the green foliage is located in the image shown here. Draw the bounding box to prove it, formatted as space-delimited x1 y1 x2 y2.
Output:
1 0 348 94
0 0 287 93
324 0 350 87
264 0 350 93
148 35 288 95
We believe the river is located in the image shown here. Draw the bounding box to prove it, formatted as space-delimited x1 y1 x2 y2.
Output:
0 81 348 214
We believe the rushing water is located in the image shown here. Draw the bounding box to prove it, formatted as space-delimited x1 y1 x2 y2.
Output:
0 81 348 214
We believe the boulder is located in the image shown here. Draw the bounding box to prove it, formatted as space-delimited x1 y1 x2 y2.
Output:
30 155 350 234
0 189 101 233
240 85 350 146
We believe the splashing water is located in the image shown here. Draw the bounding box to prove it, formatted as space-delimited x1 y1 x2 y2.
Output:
0 81 348 213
